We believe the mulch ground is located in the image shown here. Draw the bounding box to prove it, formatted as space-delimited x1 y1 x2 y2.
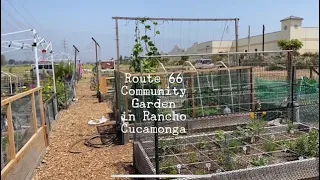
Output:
33 75 134 180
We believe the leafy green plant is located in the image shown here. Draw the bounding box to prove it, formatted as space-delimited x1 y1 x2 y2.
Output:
232 126 251 140
159 156 177 169
295 129 319 157
197 139 209 150
287 120 296 133
215 130 225 145
263 141 278 152
247 118 266 143
227 139 242 153
216 153 237 171
54 62 73 80
130 19 160 73
188 152 199 163
162 166 178 174
195 169 207 175
250 156 269 167
247 118 266 136
41 78 69 110
158 140 172 155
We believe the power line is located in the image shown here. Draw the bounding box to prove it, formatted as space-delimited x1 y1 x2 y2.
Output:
1 17 19 31
18 1 44 31
1 7 26 29
4 0 34 28
80 41 94 52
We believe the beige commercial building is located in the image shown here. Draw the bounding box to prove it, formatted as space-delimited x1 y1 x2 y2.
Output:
169 16 319 55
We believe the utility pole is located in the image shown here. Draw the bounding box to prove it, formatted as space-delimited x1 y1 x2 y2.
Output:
73 45 79 100
262 25 265 53
92 37 102 102
235 18 239 64
248 25 251 52
115 19 120 70
63 39 69 65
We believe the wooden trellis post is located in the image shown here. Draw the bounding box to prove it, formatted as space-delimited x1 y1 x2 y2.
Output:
189 72 196 117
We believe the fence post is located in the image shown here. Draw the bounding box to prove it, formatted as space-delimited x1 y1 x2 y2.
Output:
249 67 255 111
124 82 129 119
287 51 293 81
52 95 56 120
6 103 16 160
64 80 68 108
39 89 49 146
31 92 38 134
190 72 196 117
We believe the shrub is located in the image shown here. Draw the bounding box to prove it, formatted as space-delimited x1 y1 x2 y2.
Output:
54 62 73 80
42 78 69 110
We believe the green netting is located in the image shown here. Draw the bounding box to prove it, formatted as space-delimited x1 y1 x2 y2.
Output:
297 77 319 95
255 77 319 102
254 78 289 102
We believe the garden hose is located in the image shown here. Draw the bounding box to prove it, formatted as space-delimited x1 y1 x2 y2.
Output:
68 133 117 154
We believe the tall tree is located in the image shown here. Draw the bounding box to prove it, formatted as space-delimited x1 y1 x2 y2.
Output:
8 59 16 65
277 39 303 55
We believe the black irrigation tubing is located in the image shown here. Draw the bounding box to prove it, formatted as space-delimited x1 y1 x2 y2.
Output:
68 133 117 154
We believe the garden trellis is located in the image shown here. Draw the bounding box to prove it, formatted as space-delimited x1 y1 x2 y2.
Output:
112 15 240 146
1 29 56 90
112 16 240 71
1 71 19 95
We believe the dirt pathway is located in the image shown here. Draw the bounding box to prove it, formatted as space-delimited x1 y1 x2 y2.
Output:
33 76 133 180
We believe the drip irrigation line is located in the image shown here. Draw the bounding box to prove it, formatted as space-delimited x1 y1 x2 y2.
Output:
68 133 117 153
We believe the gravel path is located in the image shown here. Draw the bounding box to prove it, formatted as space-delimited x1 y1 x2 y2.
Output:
33 75 134 180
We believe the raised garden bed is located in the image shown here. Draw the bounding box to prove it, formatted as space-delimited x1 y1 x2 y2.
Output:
134 122 319 179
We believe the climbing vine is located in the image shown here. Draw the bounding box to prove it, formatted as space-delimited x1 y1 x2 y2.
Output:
131 18 161 73
129 18 162 122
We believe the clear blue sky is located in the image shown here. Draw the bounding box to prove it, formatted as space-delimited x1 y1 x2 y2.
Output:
1 0 319 62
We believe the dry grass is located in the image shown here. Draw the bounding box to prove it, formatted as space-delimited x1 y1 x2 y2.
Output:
32 75 133 180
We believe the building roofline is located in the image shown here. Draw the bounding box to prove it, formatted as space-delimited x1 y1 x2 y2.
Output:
280 15 304 22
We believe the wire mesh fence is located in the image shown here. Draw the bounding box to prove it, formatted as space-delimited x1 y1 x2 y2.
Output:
114 51 319 178
44 93 58 133
1 94 35 170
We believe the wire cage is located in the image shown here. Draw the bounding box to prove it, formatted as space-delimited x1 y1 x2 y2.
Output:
1 71 20 96
113 50 319 179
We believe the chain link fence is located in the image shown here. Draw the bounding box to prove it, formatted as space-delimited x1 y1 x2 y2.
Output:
114 51 319 179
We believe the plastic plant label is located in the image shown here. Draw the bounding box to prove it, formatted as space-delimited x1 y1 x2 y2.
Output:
176 164 182 174
242 146 247 153
205 163 211 171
